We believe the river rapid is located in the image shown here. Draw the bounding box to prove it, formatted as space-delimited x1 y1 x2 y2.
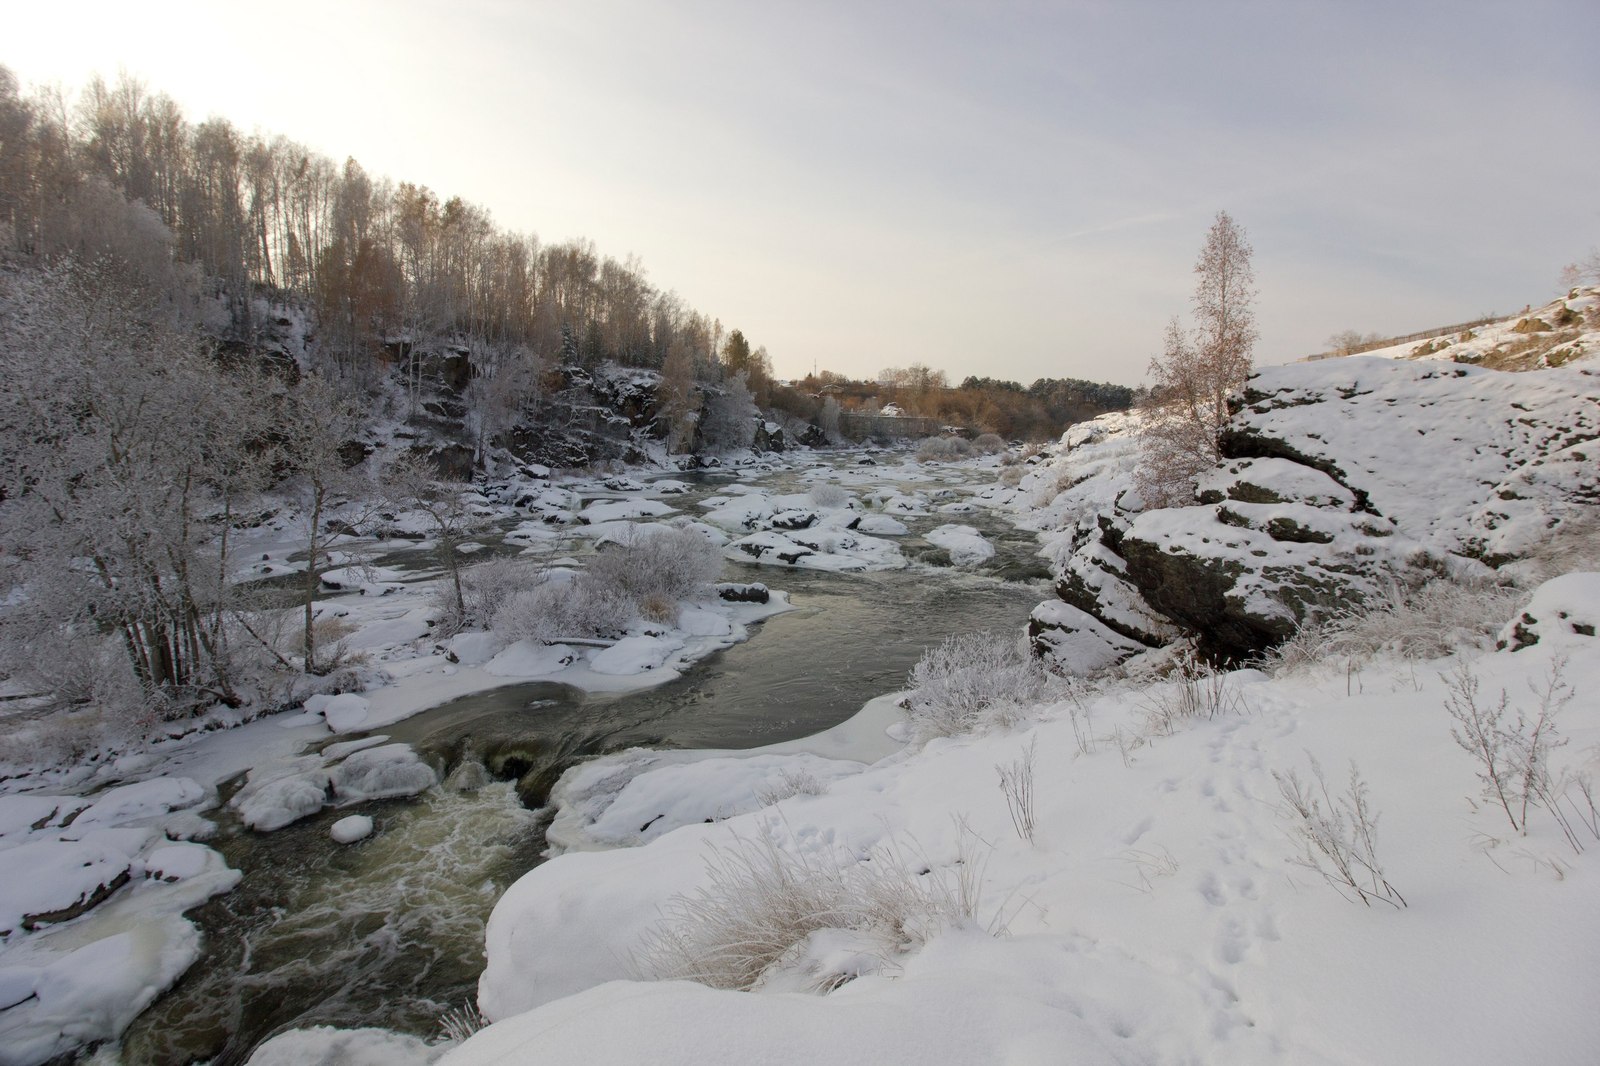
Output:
114 456 1049 1064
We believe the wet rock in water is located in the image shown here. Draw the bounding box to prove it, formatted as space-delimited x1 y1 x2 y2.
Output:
716 582 771 604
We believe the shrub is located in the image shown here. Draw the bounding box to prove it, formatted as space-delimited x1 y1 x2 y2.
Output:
808 483 849 509
1264 576 1523 673
1140 648 1245 735
587 526 724 611
970 433 1006 455
916 436 973 463
996 739 1037 844
1512 514 1600 584
904 631 1062 744
1443 658 1594 853
1274 755 1405 908
434 556 547 635
755 767 828 807
637 825 988 993
491 576 633 645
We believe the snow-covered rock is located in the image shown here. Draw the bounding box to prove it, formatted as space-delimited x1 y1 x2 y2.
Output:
0 840 130 934
924 524 995 566
1497 572 1600 651
1028 359 1600 663
329 744 437 803
588 635 685 676
305 693 372 732
244 1025 445 1066
330 815 374 844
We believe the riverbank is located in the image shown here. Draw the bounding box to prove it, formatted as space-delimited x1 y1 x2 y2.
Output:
0 447 1042 1065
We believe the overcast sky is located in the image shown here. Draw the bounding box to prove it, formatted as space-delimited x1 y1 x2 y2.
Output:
7 0 1598 385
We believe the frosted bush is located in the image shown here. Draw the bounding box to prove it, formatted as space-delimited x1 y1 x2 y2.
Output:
916 436 973 463
637 826 987 993
434 556 547 634
970 433 1006 455
1509 514 1600 584
491 577 634 645
1265 576 1524 673
587 526 724 615
808 483 849 509
904 631 1063 743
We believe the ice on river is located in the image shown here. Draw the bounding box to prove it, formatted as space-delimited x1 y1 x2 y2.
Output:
0 774 237 1066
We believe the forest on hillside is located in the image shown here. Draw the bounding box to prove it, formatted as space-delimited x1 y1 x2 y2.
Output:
0 67 1130 450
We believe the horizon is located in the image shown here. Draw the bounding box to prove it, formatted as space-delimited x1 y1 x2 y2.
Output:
7 0 1598 387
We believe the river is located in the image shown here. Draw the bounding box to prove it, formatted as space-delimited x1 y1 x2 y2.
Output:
113 457 1048 1064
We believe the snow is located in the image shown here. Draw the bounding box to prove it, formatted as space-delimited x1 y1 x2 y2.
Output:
588 634 685 675
11 437 1596 1064
305 692 372 732
461 574 1600 1066
545 750 865 852
142 843 213 882
0 773 238 1065
1231 359 1600 561
244 1025 444 1065
0 840 129 935
579 498 676 524
330 815 375 844
924 524 995 565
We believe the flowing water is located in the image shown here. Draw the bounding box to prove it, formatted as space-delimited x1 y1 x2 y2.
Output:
114 458 1050 1064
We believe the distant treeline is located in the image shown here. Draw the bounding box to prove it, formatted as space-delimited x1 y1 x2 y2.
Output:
770 367 1134 441
0 67 757 393
0 66 1131 445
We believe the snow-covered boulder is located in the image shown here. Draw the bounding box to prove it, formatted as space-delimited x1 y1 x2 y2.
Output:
330 816 375 845
544 749 863 852
305 693 372 732
0 840 130 934
924 524 995 566
329 744 437 803
1497 572 1600 651
588 635 685 676
244 1025 444 1066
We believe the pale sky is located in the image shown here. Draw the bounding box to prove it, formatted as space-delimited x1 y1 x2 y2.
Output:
7 0 1598 386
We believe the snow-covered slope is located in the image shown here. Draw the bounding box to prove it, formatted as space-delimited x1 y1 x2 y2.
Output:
438 578 1600 1066
1325 285 1599 371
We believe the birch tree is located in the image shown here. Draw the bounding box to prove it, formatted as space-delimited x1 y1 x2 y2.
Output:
1136 211 1256 508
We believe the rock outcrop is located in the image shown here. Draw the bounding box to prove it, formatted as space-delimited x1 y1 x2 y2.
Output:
1016 358 1600 668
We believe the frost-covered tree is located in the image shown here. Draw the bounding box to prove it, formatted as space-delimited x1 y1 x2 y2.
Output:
700 371 757 453
0 259 268 714
1136 211 1256 508
383 453 489 629
274 372 371 675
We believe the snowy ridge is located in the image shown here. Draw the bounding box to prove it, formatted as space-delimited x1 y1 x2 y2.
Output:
1320 285 1599 371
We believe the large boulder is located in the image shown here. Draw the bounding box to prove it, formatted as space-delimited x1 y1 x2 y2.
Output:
1026 360 1600 666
